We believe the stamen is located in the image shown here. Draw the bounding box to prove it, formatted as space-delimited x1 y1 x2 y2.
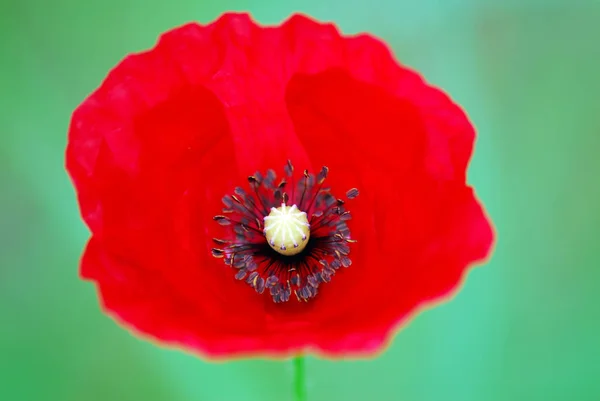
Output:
211 161 359 303
346 188 359 199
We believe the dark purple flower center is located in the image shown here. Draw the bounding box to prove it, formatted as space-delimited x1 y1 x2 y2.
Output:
211 160 358 303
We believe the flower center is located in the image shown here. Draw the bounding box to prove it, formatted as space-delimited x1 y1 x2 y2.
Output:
263 204 310 256
211 160 358 303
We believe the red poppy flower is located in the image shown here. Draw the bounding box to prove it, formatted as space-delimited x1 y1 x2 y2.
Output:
66 12 494 358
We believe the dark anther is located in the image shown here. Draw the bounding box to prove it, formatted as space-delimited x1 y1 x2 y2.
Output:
265 170 276 186
346 188 359 199
213 215 231 225
211 248 225 258
222 196 233 208
235 269 247 280
248 176 259 186
266 275 278 287
312 210 323 218
284 160 294 176
246 271 259 285
255 277 265 294
341 256 352 268
307 275 319 287
317 166 329 184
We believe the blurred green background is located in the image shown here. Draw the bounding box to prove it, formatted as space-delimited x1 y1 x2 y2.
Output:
1 0 599 400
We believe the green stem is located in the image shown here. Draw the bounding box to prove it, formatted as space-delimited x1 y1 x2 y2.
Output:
292 355 307 401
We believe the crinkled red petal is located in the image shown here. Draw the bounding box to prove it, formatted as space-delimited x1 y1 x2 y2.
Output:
67 12 494 358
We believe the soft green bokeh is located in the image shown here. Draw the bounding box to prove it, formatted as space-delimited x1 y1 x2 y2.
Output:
1 1 599 400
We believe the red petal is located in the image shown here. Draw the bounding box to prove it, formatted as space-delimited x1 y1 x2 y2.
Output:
283 67 493 353
156 15 315 174
67 12 494 357
342 33 476 181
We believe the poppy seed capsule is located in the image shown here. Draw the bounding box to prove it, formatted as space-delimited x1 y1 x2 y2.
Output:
263 203 310 256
